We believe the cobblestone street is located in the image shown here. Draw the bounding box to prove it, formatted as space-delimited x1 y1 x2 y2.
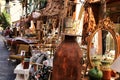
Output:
0 34 16 80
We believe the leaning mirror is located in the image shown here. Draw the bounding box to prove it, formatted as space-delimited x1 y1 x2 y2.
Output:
87 18 119 67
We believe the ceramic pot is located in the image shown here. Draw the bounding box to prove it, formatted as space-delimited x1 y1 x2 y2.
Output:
102 69 111 80
52 34 83 80
88 66 103 80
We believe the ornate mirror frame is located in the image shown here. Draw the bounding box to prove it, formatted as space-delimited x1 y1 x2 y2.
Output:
87 17 119 67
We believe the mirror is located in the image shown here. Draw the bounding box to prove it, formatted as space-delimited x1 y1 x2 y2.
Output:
87 18 119 67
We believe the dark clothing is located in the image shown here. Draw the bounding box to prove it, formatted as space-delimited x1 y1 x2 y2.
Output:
5 29 13 38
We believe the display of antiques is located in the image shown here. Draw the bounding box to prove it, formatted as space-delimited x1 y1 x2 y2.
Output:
29 50 53 80
29 64 52 80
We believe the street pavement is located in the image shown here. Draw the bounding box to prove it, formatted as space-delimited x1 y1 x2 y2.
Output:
0 34 16 80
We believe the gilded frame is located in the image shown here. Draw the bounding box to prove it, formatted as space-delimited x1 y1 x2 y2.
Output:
87 17 119 67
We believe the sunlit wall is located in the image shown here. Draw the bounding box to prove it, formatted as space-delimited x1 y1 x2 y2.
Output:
9 1 22 22
0 0 6 12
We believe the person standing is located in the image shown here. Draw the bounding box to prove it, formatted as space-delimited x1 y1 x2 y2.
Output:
4 27 13 38
90 43 97 56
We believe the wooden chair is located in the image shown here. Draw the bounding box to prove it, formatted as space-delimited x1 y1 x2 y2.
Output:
9 44 30 61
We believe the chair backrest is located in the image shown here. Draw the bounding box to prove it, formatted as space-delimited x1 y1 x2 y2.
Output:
17 44 29 54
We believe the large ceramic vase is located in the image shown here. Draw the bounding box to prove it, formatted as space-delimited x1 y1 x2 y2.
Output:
52 34 83 80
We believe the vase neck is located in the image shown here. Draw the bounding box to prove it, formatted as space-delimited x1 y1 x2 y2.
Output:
64 35 77 41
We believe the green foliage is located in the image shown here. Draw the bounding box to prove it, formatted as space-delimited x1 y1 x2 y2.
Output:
0 9 11 29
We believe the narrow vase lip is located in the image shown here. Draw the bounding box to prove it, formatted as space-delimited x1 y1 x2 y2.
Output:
61 33 82 37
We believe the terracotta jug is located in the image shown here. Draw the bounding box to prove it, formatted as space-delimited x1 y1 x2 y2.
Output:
52 34 83 80
102 69 111 80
